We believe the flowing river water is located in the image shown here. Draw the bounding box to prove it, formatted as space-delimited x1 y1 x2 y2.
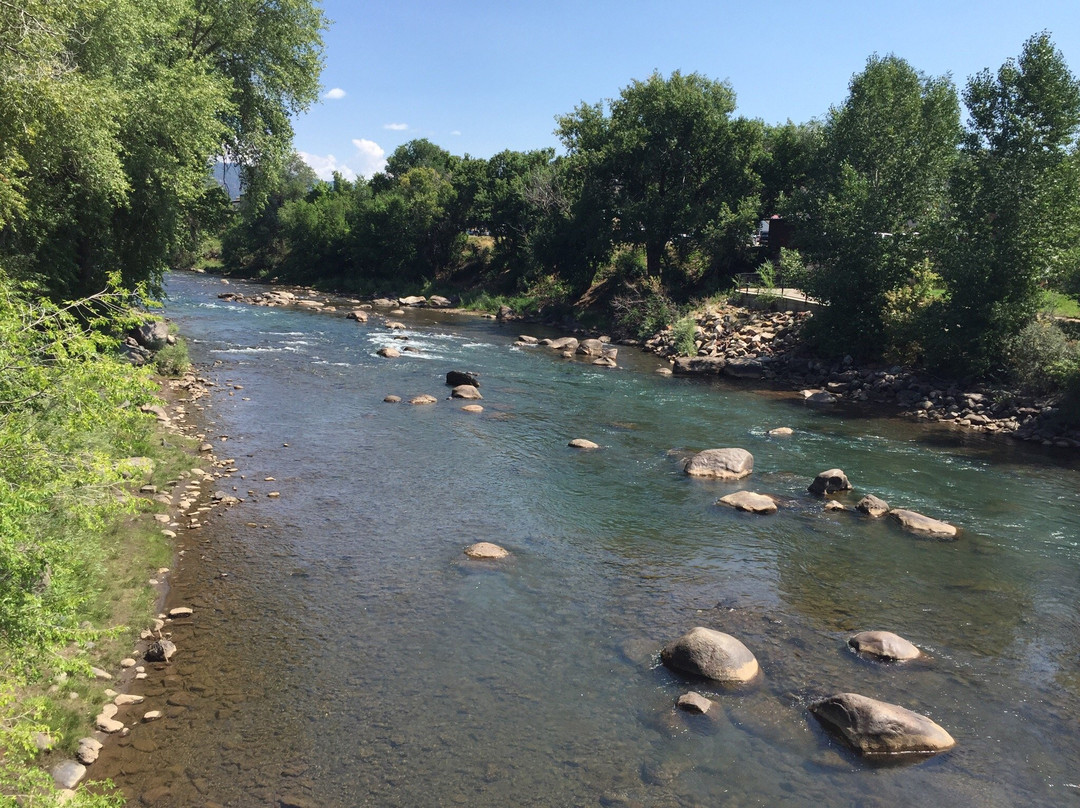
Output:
92 271 1080 807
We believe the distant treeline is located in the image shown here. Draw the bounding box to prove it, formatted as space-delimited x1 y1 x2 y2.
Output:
223 33 1080 391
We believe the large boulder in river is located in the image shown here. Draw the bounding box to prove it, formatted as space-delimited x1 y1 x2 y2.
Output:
446 370 479 388
724 356 766 379
684 448 754 480
889 509 958 539
398 295 426 307
848 630 921 661
672 356 726 375
661 627 760 684
808 469 851 496
717 491 777 514
809 692 955 758
547 337 579 352
856 494 890 517
451 384 482 400
576 338 605 357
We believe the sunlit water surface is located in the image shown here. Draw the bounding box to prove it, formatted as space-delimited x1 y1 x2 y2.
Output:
93 272 1080 807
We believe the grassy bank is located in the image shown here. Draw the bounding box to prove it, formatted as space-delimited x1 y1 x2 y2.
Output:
0 278 195 806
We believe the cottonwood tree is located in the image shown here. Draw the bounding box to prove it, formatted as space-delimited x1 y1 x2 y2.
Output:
790 54 960 357
935 32 1080 374
557 70 763 282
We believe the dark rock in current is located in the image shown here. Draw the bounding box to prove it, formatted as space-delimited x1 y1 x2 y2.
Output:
446 371 479 388
145 639 176 663
724 356 766 379
808 469 851 496
672 356 726 375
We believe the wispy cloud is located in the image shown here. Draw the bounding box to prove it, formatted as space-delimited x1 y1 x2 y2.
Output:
450 130 462 136
299 139 387 182
383 122 409 131
323 87 346 100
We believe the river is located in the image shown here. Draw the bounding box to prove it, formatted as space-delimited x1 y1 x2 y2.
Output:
92 271 1080 807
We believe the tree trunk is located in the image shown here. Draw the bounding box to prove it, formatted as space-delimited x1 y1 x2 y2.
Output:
646 240 663 278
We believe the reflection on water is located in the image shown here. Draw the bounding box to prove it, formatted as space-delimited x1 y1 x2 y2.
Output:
90 273 1080 807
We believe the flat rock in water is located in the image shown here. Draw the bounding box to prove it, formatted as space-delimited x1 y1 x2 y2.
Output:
724 356 765 378
808 469 851 496
717 491 777 514
768 427 794 436
568 438 600 449
802 389 837 404
409 394 437 405
169 607 193 618
809 692 955 758
377 346 400 358
451 384 482 400
856 495 890 518
889 509 958 538
547 337 579 352
76 738 102 765
672 356 726 375
461 404 483 413
383 395 401 403
661 627 760 684
684 448 754 480
145 639 176 662
576 338 604 356
849 630 921 661
346 309 368 322
464 542 509 560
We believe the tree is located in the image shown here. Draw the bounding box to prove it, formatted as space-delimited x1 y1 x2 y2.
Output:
557 70 763 281
790 55 960 356
935 33 1080 374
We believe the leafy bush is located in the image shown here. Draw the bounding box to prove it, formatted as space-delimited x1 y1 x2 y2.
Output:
611 276 680 339
153 339 190 376
1004 319 1080 395
672 316 699 356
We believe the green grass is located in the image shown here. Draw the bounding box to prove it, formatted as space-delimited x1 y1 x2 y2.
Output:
1041 289 1080 318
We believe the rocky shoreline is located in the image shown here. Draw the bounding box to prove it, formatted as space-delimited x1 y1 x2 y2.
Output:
208 276 1079 450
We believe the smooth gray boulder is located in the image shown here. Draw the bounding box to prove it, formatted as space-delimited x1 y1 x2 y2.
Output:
51 760 86 789
377 346 400 358
809 692 955 758
889 509 958 538
576 338 605 356
856 494 890 517
547 337 579 352
464 542 508 559
568 438 600 449
724 356 765 379
134 320 169 350
717 491 777 514
848 630 921 661
808 469 851 496
672 356 726 375
450 385 482 400
684 448 754 480
661 627 760 684
676 692 715 714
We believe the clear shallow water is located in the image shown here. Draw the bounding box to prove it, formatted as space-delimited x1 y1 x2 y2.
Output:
94 272 1080 807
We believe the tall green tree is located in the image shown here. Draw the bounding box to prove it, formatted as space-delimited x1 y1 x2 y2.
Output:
791 55 960 356
936 33 1080 374
557 70 763 280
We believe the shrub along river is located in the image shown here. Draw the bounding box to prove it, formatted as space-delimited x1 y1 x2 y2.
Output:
93 271 1080 807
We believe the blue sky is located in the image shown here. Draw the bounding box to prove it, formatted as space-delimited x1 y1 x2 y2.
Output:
294 0 1080 181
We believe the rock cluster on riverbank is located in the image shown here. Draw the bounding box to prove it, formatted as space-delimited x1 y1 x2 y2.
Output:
642 303 1080 449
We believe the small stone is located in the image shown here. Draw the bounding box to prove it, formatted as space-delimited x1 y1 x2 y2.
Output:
464 542 509 560
198 443 213 453
824 500 848 512
451 384 483 400
676 692 714 714
268 491 280 498
95 714 124 733
889 509 958 538
143 710 163 722
168 606 193 618
120 658 136 668
856 495 890 518
849 630 921 661
114 693 144 706
684 448 754 480
461 404 483 413
767 427 794 436
90 667 112 681
76 738 103 765
145 639 177 662
808 469 852 496
377 346 401 358
568 438 600 449
383 395 401 403
409 394 437 405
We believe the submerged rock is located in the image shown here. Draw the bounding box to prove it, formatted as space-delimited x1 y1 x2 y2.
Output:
409 394 437 405
568 438 600 449
889 509 957 538
676 692 715 714
767 427 793 437
848 630 921 661
684 448 754 480
808 469 851 496
377 346 401 358
661 627 760 684
464 542 509 560
809 692 955 758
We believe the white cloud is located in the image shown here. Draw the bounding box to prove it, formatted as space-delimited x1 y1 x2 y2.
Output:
450 130 462 136
323 87 346 100
299 152 357 182
383 122 409 131
350 138 388 177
